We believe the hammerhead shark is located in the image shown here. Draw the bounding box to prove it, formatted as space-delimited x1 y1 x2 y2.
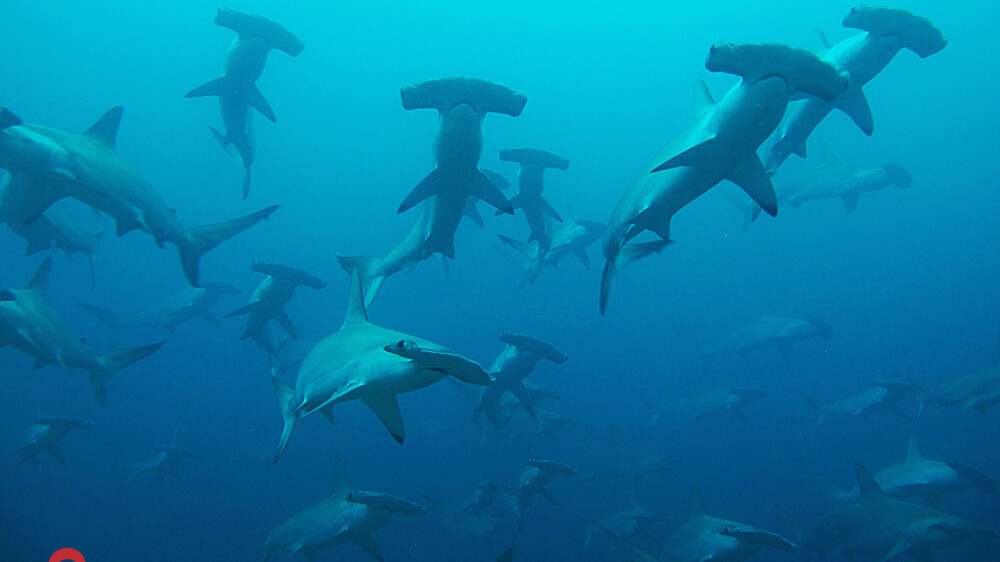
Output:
765 6 947 174
650 387 768 425
806 463 999 560
475 332 567 427
0 258 164 403
79 282 240 333
920 366 1000 415
703 316 832 370
0 106 278 286
270 270 491 462
603 486 794 561
600 42 848 313
511 458 576 531
9 417 93 465
805 380 920 423
263 457 425 561
498 147 569 251
186 9 304 198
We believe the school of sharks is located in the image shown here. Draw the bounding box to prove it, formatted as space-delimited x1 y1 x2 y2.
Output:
1 3 998 561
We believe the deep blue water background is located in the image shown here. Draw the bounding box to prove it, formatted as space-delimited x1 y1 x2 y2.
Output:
1 1 998 560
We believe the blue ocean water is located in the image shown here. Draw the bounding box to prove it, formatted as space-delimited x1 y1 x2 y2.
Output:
1 1 997 560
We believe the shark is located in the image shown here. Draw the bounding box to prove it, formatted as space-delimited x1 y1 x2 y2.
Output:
270 269 491 462
130 438 202 482
600 42 848 313
765 6 947 174
510 458 576 530
263 457 425 561
829 438 997 506
603 486 794 562
0 258 164 403
703 316 832 369
805 380 920 424
920 366 1000 415
185 9 304 198
395 77 523 259
583 503 664 552
497 216 605 288
79 282 240 333
498 147 569 251
805 462 1000 560
0 106 279 287
474 332 567 427
226 262 325 356
650 387 768 426
8 417 93 466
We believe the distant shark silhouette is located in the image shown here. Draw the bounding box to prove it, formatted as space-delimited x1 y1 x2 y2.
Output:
0 259 164 403
186 9 304 198
498 147 569 251
0 106 278 286
600 42 848 313
9 417 92 466
765 6 947 174
270 269 491 462
79 282 240 333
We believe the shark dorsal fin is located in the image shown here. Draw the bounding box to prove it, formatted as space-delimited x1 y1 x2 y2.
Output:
855 462 887 499
692 79 716 118
83 107 123 151
813 28 832 53
906 437 923 461
689 484 707 517
331 456 351 496
29 257 53 296
341 269 369 328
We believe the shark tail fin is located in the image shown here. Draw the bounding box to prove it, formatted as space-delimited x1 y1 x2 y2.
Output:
90 341 166 404
77 302 123 329
271 372 298 463
180 205 278 286
600 241 672 315
336 255 386 309
206 126 251 200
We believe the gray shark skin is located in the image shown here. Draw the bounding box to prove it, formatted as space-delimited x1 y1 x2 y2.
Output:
832 438 998 505
0 107 279 286
511 458 576 531
8 417 92 466
396 77 523 259
920 366 1000 415
584 503 664 552
79 282 240 333
270 269 491 462
226 262 325 356
474 332 567 428
806 380 920 424
651 387 767 426
600 42 848 314
703 316 832 370
604 486 794 562
186 9 304 199
0 258 165 403
806 463 1000 560
765 6 946 174
498 147 569 251
497 217 605 288
131 438 202 482
263 457 425 561
0 173 104 268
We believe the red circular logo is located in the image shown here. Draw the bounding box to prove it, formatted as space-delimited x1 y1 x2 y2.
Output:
50 548 85 562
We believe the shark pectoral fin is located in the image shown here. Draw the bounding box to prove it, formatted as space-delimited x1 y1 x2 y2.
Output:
185 77 228 98
299 546 317 561
0 290 14 302
601 528 658 562
840 190 860 214
650 136 723 173
319 404 336 426
17 186 63 227
46 444 67 465
271 373 298 463
472 169 514 214
772 135 807 160
198 311 221 329
398 169 446 213
224 301 264 318
83 106 123 150
721 527 795 550
362 392 405 444
947 462 998 494
354 534 384 562
600 240 672 315
508 379 535 410
538 197 563 221
0 108 23 128
574 248 591 270
883 539 913 561
273 308 297 339
464 201 485 228
248 84 276 123
727 155 777 217
835 88 874 136
32 356 52 370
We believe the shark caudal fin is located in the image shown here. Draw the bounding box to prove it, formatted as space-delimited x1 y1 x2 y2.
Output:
205 125 253 200
843 6 947 58
89 341 166 404
336 255 387 309
600 241 672 315
179 205 278 287
271 372 298 463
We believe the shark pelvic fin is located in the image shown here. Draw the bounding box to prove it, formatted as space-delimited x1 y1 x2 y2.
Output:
248 84 276 123
727 155 777 217
835 88 874 136
362 392 405 443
